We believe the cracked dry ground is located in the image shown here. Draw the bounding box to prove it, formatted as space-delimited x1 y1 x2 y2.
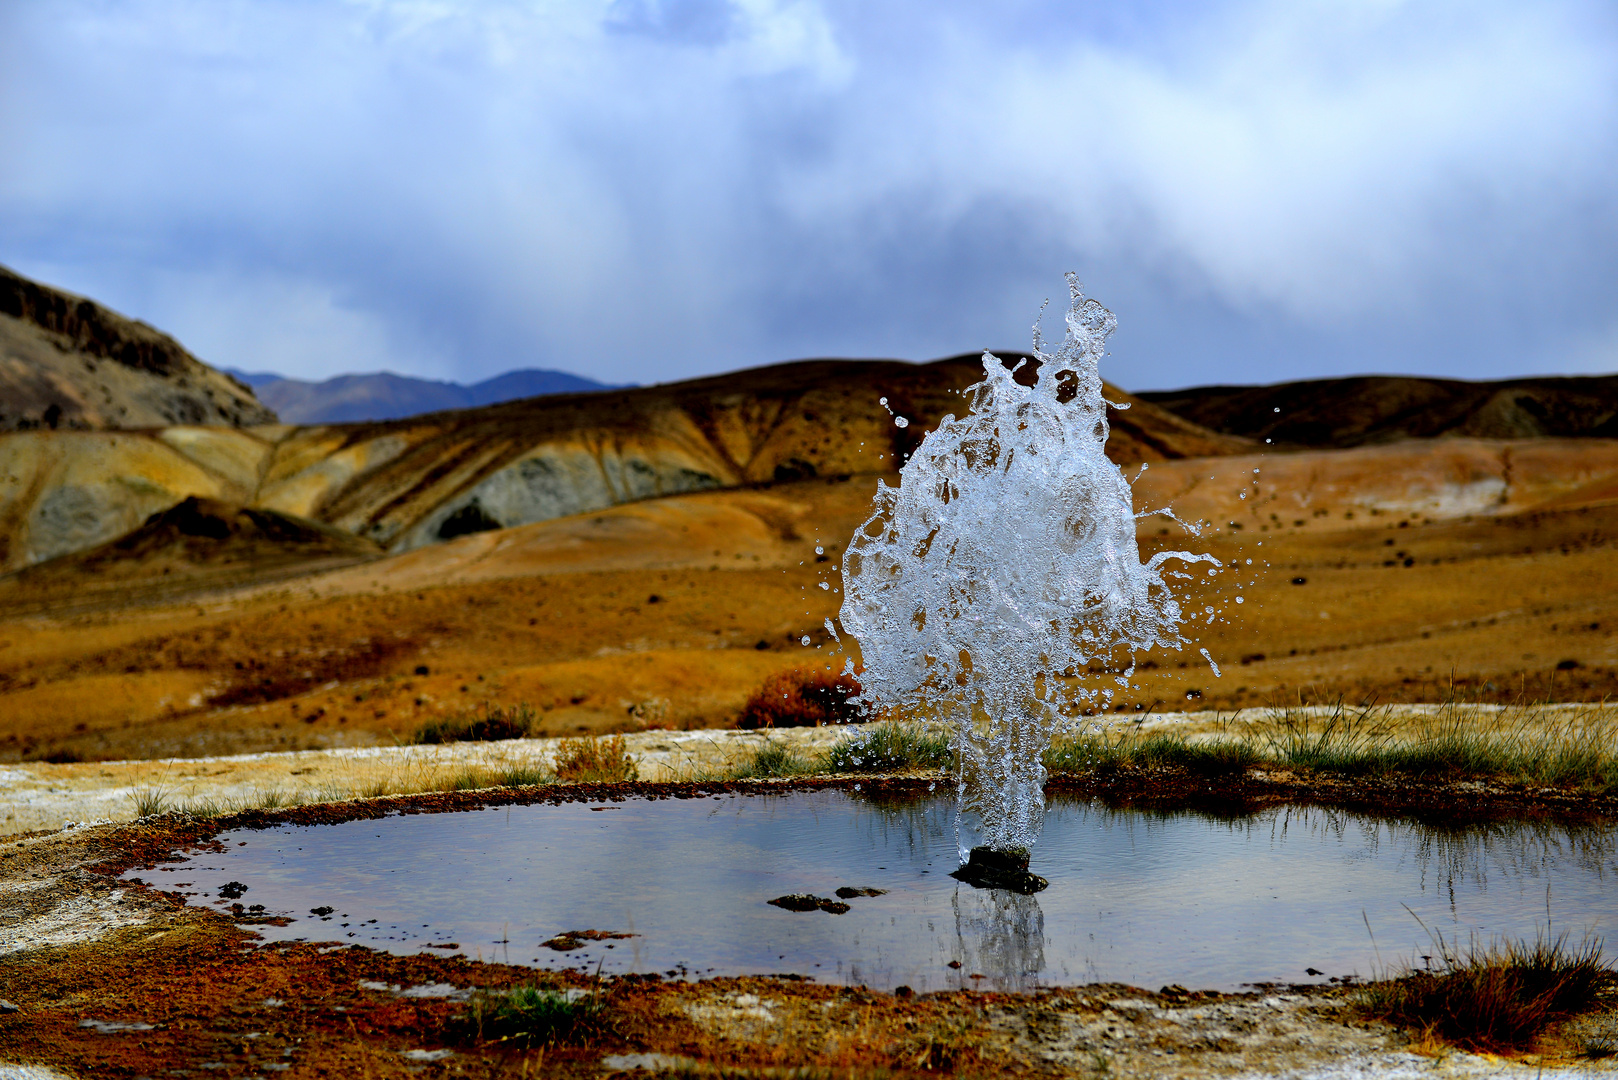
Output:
4 806 1618 1078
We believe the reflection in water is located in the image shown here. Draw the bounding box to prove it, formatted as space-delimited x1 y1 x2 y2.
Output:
950 887 1046 991
1046 794 1617 923
149 792 1617 992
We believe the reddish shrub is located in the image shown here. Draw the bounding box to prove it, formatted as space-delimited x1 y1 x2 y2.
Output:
737 668 866 729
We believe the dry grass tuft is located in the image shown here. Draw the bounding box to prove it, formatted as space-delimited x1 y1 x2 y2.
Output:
413 702 538 745
554 735 639 783
736 668 865 730
1358 930 1614 1053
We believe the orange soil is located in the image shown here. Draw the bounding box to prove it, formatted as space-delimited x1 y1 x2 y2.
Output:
3 456 1616 764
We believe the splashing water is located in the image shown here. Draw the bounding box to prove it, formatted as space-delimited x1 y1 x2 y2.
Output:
838 274 1218 861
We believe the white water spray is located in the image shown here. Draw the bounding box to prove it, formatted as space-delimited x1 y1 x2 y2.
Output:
839 274 1218 863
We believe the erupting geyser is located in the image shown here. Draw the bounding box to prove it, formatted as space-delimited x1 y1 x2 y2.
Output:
838 274 1218 890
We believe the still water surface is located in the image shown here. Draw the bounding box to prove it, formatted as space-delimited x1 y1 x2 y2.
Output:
138 792 1616 993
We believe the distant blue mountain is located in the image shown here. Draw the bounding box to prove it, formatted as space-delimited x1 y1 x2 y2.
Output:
227 367 622 424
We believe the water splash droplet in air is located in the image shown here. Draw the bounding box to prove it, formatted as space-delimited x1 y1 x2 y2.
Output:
839 273 1217 863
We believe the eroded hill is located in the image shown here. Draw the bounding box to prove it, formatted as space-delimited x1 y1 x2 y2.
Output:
1139 373 1618 447
0 353 1251 573
0 264 275 431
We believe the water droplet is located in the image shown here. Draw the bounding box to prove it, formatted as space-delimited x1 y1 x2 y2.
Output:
836 275 1215 854
801 635 811 646
815 546 824 555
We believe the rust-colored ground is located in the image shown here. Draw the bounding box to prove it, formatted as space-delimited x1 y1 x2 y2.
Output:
4 778 1615 1079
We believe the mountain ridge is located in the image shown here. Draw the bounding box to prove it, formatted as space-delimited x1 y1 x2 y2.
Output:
230 367 621 424
0 263 276 430
1139 373 1618 448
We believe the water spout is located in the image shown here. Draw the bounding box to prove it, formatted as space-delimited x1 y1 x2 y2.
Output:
839 274 1217 868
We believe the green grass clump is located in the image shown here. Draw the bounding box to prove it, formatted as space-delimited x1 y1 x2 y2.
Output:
473 986 605 1047
413 703 538 745
825 721 951 773
1259 699 1618 793
444 763 553 791
732 740 816 779
130 787 170 817
1041 696 1618 793
1044 730 1259 777
1359 931 1613 1052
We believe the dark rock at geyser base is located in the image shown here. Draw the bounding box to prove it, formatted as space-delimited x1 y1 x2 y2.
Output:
949 847 1049 894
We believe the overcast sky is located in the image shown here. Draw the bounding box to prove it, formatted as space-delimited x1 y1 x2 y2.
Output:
3 1 1616 390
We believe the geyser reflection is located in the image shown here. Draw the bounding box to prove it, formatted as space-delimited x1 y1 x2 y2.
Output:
839 275 1217 865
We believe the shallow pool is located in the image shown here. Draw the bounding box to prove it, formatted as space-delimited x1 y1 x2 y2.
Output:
136 792 1617 993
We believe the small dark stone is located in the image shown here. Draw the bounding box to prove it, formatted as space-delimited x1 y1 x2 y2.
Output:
949 847 1048 894
218 881 248 899
415 665 430 676
1557 658 1581 670
818 900 851 915
309 906 334 916
1306 967 1325 976
894 986 913 999
767 894 823 912
1291 576 1307 585
834 886 888 899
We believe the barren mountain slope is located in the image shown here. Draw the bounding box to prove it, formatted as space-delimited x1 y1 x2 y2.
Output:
1139 373 1618 447
0 264 275 431
0 353 1249 570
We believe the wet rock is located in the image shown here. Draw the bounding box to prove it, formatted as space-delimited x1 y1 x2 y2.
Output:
0 999 18 1013
217 881 248 899
948 847 1048 894
766 894 851 914
766 894 821 913
833 886 887 899
541 928 636 951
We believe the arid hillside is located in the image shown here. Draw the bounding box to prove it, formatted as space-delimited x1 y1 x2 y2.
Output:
2 432 1615 765
0 264 275 431
1140 373 1618 447
0 352 1249 572
2 310 1614 766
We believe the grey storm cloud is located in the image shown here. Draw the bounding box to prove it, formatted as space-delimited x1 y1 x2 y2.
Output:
2 0 1616 389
